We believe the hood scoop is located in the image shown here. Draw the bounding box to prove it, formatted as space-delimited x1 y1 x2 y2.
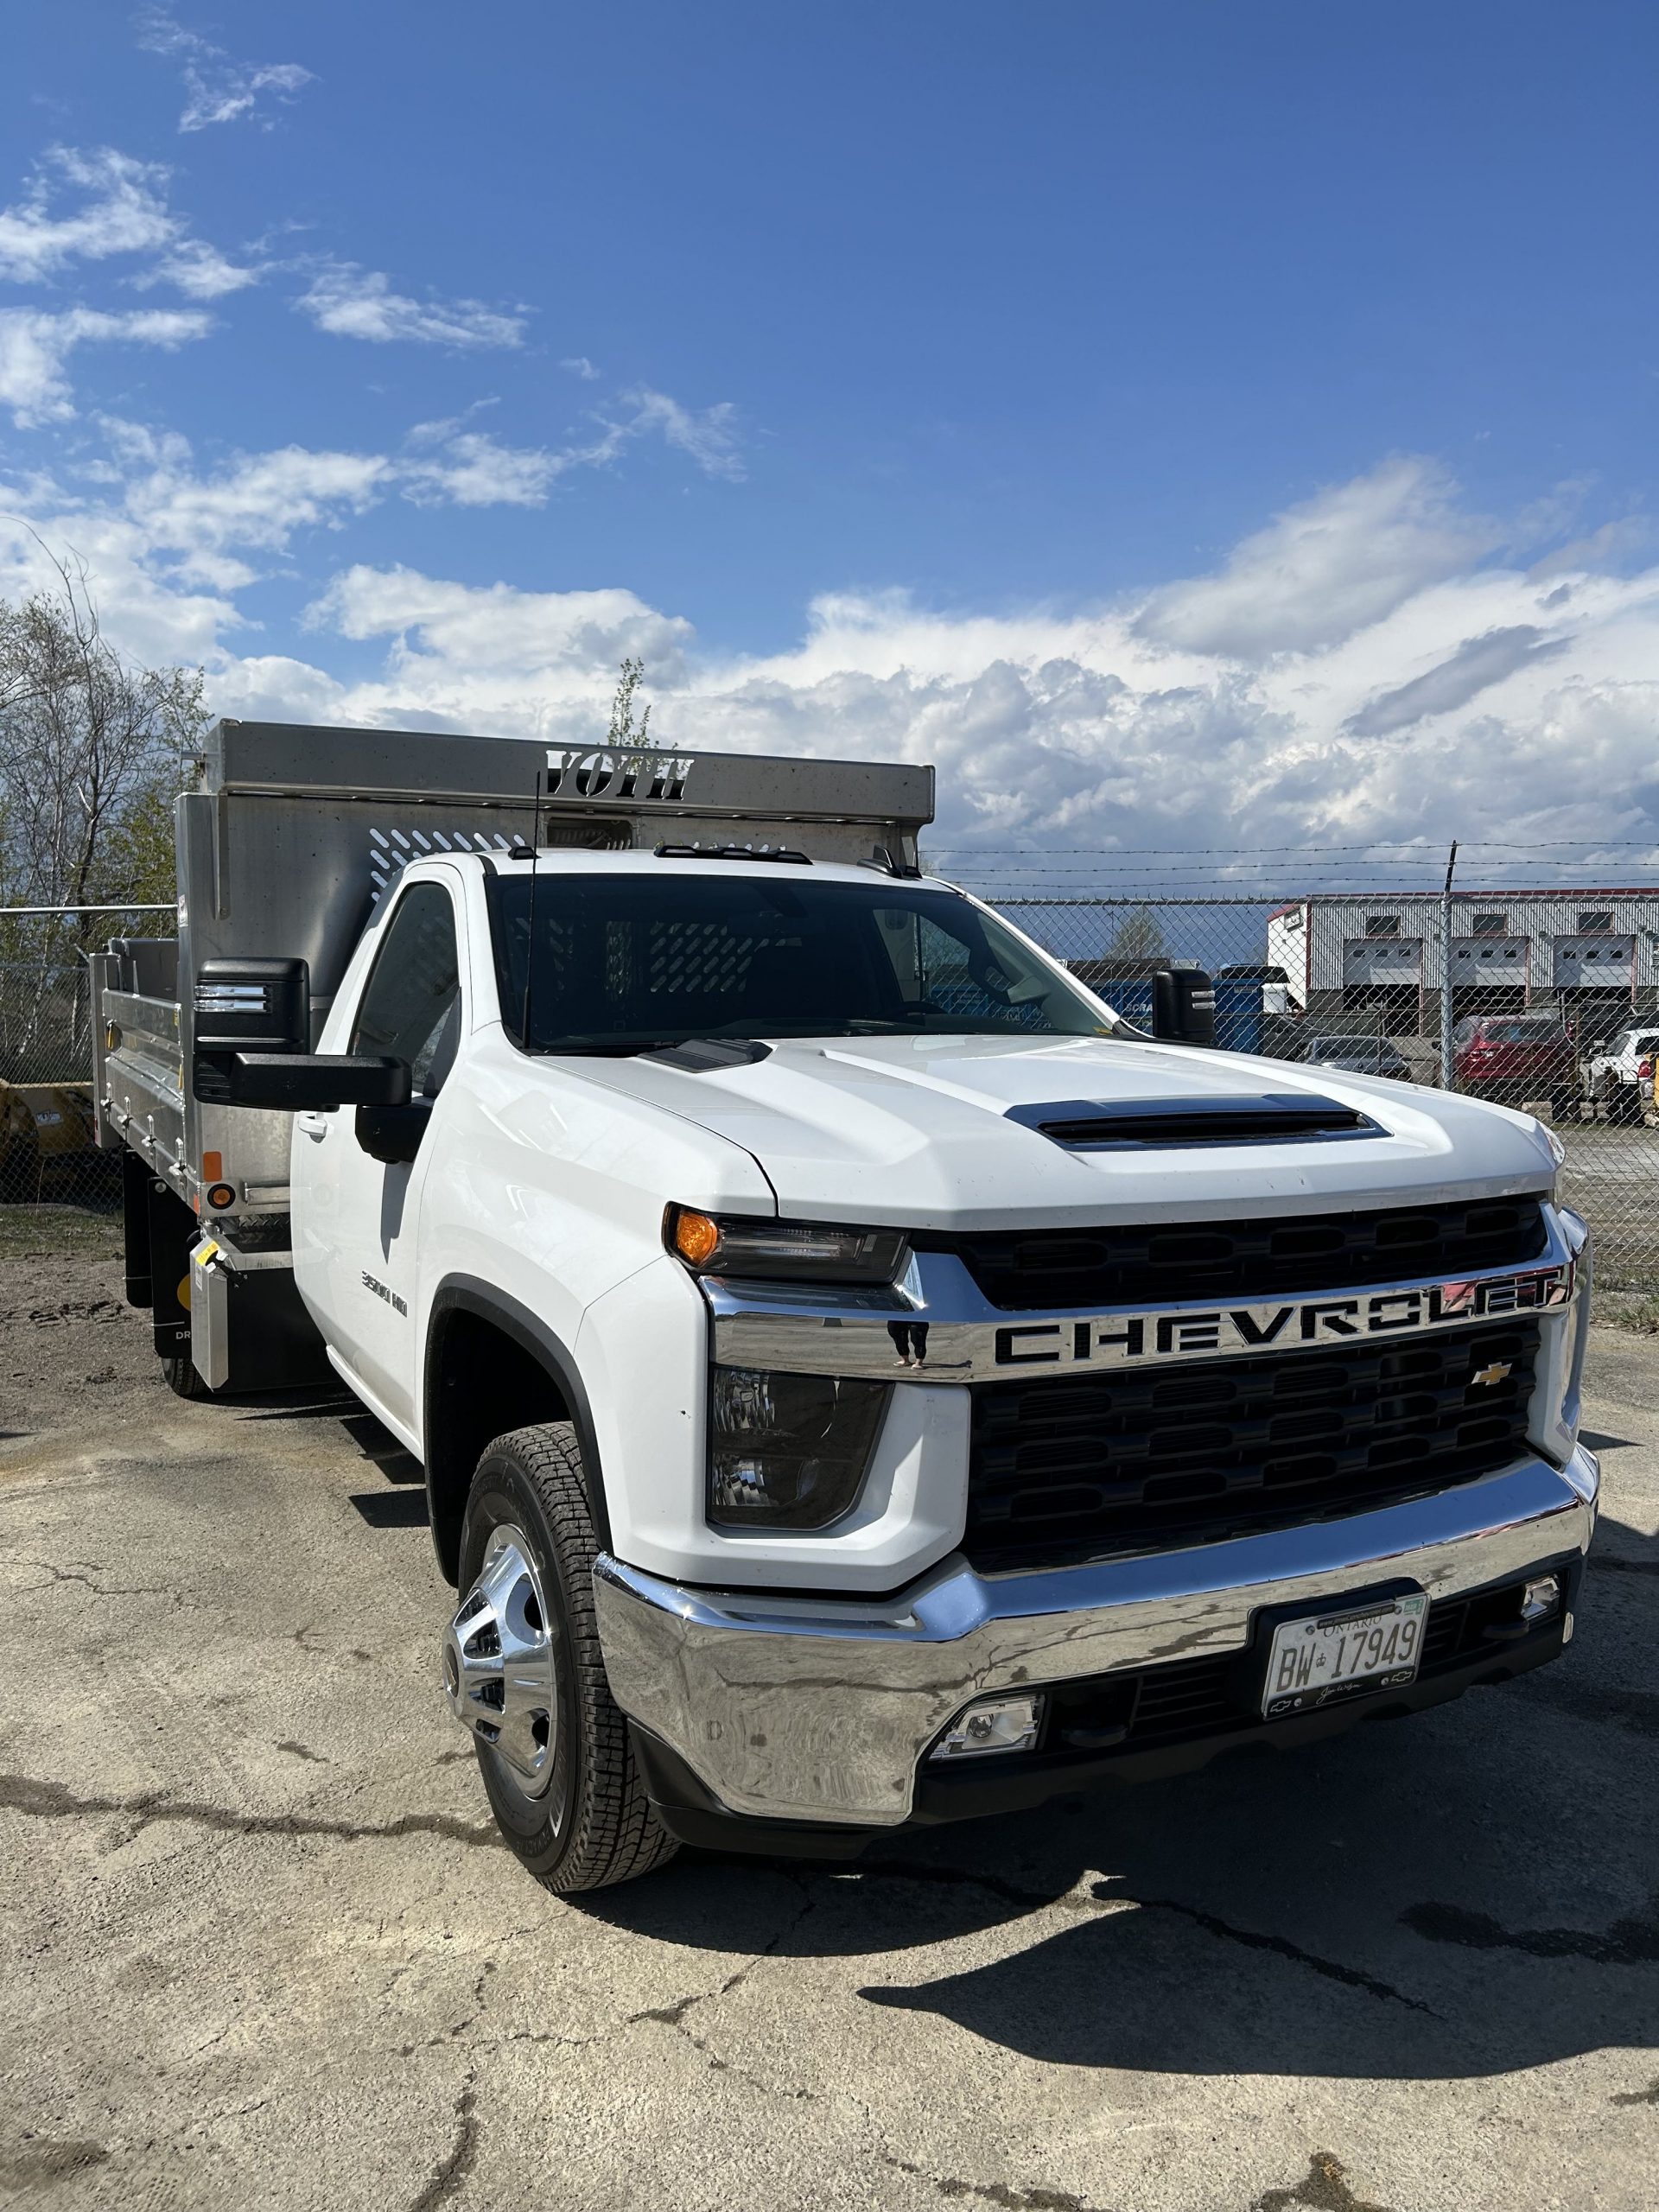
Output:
638 1037 772 1072
1006 1093 1384 1152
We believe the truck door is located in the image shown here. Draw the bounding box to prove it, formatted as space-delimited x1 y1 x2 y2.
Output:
293 876 462 1427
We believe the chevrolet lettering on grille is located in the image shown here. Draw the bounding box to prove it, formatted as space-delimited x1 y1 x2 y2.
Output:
992 1262 1574 1370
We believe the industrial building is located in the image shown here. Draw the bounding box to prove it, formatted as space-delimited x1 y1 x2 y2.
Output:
1266 890 1659 1033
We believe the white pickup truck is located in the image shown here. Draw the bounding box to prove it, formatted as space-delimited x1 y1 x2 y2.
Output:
94 721 1598 1892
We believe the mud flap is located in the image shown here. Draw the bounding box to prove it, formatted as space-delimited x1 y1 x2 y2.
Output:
186 1235 330 1392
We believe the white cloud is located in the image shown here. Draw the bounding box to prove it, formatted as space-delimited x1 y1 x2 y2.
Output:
0 147 175 283
1136 457 1495 659
134 235 262 300
392 390 747 506
7 449 1659 868
0 306 210 425
559 355 600 380
306 566 692 684
0 495 237 666
613 385 745 480
293 261 526 349
400 428 560 509
134 9 314 133
110 429 391 587
0 143 260 302
254 468 1659 858
0 419 388 607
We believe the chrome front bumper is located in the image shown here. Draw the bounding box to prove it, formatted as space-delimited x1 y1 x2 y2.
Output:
594 1445 1599 1827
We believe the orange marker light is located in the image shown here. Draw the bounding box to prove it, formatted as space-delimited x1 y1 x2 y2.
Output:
202 1150 223 1183
672 1210 721 1266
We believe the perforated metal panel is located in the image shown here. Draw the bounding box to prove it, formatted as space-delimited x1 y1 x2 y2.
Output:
367 825 531 904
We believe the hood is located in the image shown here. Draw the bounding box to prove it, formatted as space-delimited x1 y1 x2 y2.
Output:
571 1032 1559 1231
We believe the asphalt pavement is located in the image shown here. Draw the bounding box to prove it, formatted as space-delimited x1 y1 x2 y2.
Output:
2 1243 1656 2212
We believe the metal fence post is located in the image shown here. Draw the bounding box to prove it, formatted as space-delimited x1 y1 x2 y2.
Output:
1439 842 1459 1090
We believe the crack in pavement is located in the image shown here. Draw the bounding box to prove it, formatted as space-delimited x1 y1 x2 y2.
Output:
1109 1890 1439 2016
880 2151 1111 2210
1402 1892 1659 1964
17 1557 183 1607
0 1771 501 1851
852 1859 1087 1914
1611 2077 1659 2106
1255 2150 1392 2212
849 1861 1435 2017
628 1878 823 2086
408 2079 478 2212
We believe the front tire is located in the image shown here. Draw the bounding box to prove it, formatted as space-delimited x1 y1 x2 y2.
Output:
447 1423 677 1894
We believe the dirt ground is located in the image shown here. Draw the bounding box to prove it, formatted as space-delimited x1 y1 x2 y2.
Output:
2 1235 1656 2212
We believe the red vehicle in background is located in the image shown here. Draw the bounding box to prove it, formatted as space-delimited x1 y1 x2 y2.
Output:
1451 1014 1580 1116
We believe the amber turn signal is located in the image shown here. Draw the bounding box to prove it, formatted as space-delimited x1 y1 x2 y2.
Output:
671 1208 721 1266
205 1182 237 1211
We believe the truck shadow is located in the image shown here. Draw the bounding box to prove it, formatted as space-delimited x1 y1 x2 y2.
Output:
232 1389 429 1520
586 1519 1659 2082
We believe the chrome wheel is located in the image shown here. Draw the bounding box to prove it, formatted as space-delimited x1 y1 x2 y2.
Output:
442 1522 558 1797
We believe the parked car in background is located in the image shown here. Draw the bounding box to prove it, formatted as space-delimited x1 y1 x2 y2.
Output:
1451 1015 1579 1116
1299 1033 1413 1080
0 1081 99 1202
1585 1026 1659 1123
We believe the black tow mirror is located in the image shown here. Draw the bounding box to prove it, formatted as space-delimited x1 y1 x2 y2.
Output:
355 1100 431 1165
189 955 413 1109
200 1053 411 1111
1152 966 1217 1046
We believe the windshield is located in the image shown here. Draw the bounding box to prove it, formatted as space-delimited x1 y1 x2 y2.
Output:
488 871 1113 1053
1481 1020 1564 1045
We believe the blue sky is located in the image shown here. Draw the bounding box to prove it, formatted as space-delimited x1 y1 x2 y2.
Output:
3 3 1659 866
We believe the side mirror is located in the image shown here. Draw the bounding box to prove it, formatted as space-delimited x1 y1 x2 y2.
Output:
201 1053 412 1111
1152 966 1217 1046
355 1100 430 1165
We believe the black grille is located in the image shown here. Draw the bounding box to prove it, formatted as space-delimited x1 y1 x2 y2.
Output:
929 1196 1548 1311
1039 1570 1566 1758
965 1320 1539 1569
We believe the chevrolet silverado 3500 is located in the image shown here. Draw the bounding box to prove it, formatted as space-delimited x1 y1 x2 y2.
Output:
93 721 1597 1891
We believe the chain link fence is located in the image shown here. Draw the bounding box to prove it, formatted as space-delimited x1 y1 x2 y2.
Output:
0 906 173 1211
971 880 1659 1292
5 871 1659 1292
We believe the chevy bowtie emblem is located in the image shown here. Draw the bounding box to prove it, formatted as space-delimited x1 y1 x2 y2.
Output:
1471 1362 1513 1389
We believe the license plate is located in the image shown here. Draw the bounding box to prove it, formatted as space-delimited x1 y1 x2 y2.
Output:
1261 1593 1427 1718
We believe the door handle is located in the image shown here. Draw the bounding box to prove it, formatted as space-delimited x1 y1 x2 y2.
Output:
296 1112 329 1139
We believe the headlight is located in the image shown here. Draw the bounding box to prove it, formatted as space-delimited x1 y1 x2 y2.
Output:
708 1368 890 1530
666 1204 909 1286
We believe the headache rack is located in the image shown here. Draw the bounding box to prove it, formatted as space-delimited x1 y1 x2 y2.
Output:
92 719 935 1221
